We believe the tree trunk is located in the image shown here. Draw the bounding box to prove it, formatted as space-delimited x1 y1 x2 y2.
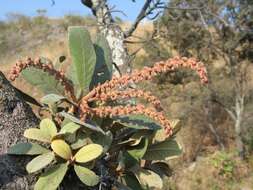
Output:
81 0 130 75
235 119 244 158
0 71 39 190
235 97 244 158
234 95 244 158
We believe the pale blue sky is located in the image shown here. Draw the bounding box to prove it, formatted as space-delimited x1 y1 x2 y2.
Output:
0 0 146 21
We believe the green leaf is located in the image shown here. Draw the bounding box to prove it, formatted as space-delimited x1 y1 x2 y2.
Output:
115 181 133 190
121 173 143 190
127 138 148 161
114 114 161 130
66 66 82 98
24 128 51 143
41 94 66 106
60 122 80 134
119 130 152 146
68 26 96 96
119 151 138 169
143 139 182 160
34 163 68 190
51 139 72 160
22 67 65 95
135 168 163 189
74 144 103 163
8 143 49 155
74 165 99 186
26 152 55 173
60 112 105 134
40 119 57 138
149 162 171 177
90 34 112 89
91 131 113 153
71 132 88 150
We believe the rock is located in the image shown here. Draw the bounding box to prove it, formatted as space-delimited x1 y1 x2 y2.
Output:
0 71 39 190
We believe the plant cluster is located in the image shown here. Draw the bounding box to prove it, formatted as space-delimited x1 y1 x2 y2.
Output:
8 26 207 190
211 152 235 179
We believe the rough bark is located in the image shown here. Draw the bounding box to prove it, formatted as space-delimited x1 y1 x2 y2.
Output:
81 0 130 75
0 71 39 190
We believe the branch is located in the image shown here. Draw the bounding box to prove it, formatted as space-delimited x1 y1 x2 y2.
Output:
225 107 237 121
211 96 237 121
124 0 163 38
157 5 204 10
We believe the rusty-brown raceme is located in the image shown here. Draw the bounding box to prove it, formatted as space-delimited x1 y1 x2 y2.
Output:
9 56 208 137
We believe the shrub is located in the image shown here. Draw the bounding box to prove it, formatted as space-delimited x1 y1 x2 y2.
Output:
6 13 32 31
8 27 207 189
211 152 235 179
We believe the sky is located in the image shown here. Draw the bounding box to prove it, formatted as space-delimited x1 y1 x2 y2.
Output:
0 0 145 21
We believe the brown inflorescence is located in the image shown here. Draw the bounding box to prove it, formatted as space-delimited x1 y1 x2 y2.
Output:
92 104 173 136
79 56 208 137
81 56 208 102
88 89 163 110
9 57 76 101
9 56 207 137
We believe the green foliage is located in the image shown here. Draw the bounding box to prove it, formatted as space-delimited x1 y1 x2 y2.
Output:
90 34 113 89
34 163 68 190
8 28 183 189
26 152 55 173
24 128 52 143
40 118 57 138
60 112 105 133
121 173 143 190
22 67 65 95
211 152 235 178
8 143 50 155
41 94 66 106
74 144 103 163
114 114 162 130
68 26 96 98
135 167 163 189
143 139 182 160
51 139 73 160
127 138 148 161
60 122 80 134
74 165 99 186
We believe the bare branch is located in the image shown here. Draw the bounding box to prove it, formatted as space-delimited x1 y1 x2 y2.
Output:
212 97 237 121
157 5 204 10
124 0 164 38
124 0 153 38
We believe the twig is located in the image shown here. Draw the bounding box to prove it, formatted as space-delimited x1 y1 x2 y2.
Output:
124 0 162 38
